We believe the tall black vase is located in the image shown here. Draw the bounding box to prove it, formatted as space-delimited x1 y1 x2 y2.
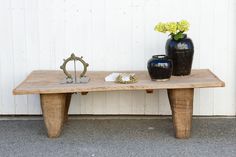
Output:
165 34 194 76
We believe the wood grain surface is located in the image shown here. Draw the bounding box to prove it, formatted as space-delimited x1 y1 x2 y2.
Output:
40 94 67 138
13 69 224 95
168 88 194 139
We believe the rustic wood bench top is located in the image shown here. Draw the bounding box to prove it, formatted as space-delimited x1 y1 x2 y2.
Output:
12 69 225 139
13 69 224 95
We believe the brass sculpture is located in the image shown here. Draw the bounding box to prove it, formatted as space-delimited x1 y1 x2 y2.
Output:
60 53 89 84
115 73 138 84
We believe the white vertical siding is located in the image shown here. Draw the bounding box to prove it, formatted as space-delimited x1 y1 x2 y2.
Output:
0 0 235 115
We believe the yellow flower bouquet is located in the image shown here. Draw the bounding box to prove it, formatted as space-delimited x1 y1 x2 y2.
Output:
154 20 190 40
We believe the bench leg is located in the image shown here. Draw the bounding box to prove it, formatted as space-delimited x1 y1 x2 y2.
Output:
40 93 66 138
64 93 72 123
167 88 194 139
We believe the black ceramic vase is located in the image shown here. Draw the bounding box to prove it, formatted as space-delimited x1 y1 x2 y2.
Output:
165 34 194 76
147 55 173 81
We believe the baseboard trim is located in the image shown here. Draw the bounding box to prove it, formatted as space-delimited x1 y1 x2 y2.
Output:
0 115 235 121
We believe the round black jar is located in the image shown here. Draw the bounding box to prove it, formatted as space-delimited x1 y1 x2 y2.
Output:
147 55 173 81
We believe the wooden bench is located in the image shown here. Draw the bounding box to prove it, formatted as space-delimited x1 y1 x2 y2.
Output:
13 69 224 139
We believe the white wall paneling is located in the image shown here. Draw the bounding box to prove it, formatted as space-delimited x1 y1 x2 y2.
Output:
0 0 235 115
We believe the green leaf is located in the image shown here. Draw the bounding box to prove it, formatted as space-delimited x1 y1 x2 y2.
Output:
173 33 184 41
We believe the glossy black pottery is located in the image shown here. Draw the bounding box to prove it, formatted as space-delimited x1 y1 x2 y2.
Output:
147 55 173 81
165 34 194 76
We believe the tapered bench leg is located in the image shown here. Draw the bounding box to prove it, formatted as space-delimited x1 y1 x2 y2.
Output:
40 93 67 138
64 93 72 123
167 88 194 139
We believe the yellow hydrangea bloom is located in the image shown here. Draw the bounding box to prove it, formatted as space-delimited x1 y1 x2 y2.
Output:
177 20 190 32
154 22 167 33
165 22 177 34
154 20 190 40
